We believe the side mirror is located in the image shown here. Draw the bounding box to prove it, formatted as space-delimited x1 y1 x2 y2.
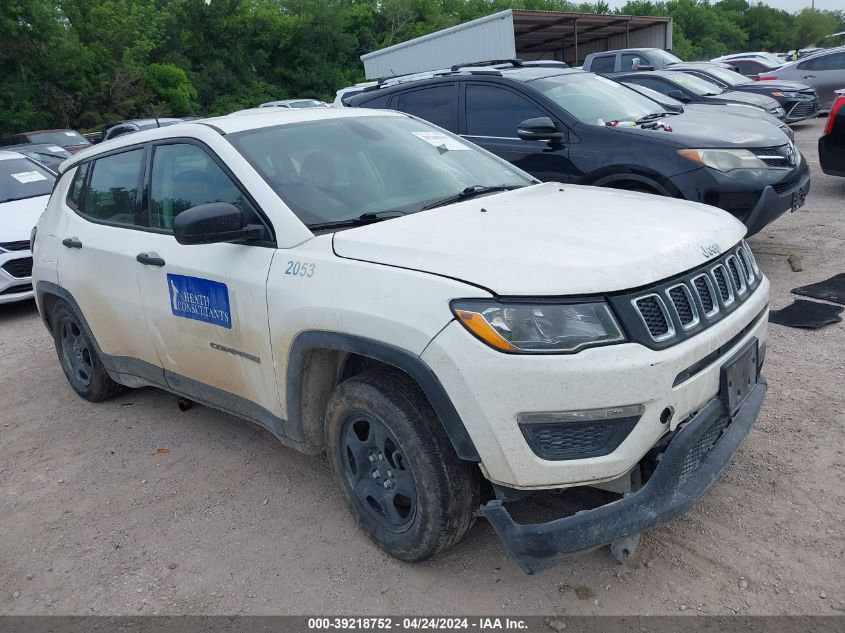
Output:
632 58 655 72
173 202 261 245
667 89 690 103
517 116 564 142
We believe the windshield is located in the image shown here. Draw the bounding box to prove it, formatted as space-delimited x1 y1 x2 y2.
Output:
699 66 751 87
624 83 683 107
28 130 89 147
0 158 55 203
669 73 724 96
289 100 328 108
228 115 533 227
531 73 661 124
654 50 683 65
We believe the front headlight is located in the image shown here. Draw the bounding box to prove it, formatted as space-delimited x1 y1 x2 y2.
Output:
451 300 625 354
677 148 767 171
771 92 796 98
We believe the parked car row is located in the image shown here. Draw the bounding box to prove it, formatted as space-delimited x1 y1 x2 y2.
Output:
346 60 810 237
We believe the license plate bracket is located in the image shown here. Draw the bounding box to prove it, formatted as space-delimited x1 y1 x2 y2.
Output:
720 339 759 414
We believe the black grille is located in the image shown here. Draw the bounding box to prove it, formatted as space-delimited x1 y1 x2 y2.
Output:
751 146 789 167
668 286 694 325
1 257 33 278
694 276 714 313
727 258 743 291
0 283 32 296
520 416 640 461
678 416 730 486
635 296 670 338
0 240 30 252
773 174 801 194
713 267 730 301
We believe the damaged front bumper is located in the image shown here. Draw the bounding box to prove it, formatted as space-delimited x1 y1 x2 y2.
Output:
481 376 767 574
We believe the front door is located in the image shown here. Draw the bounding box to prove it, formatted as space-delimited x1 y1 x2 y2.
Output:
133 141 282 422
462 83 572 183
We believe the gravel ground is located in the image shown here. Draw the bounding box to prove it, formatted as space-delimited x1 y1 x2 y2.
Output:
1 117 843 617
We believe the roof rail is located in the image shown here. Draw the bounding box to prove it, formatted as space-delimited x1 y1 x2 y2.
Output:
450 59 525 71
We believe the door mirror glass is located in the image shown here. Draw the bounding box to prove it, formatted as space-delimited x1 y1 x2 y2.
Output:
173 202 257 245
517 117 564 142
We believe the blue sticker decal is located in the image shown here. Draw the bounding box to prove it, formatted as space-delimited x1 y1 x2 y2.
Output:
167 274 232 329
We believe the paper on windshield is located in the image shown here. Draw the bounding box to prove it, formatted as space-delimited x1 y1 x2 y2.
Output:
47 146 65 153
412 132 470 151
64 132 76 136
11 171 48 183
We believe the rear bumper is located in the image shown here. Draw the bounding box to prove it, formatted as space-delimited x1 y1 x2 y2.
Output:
819 134 845 177
482 376 766 574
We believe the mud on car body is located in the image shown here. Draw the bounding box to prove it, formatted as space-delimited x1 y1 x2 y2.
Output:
32 108 769 573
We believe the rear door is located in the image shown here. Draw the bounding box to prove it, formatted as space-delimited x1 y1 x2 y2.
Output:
462 83 573 182
799 52 845 106
55 147 163 373
133 140 282 419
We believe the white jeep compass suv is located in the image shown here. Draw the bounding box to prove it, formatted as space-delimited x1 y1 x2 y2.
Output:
32 108 769 573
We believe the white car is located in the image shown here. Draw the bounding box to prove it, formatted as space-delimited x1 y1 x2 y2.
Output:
1 151 55 304
32 108 769 573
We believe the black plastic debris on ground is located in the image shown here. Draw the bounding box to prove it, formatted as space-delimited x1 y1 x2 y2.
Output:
792 273 845 305
769 300 843 329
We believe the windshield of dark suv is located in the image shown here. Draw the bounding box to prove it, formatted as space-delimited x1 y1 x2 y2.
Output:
693 66 751 87
530 73 664 125
0 158 55 203
228 115 534 228
28 130 89 147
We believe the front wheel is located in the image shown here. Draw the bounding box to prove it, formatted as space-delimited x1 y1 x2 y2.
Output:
51 300 127 402
325 368 479 562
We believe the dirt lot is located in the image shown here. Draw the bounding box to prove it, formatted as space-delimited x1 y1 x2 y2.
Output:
1 118 843 617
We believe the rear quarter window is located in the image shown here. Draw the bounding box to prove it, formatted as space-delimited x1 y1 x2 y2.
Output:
67 162 90 211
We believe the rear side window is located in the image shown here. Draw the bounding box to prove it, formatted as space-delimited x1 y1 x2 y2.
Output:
465 85 547 137
396 85 458 131
149 143 254 231
589 55 616 73
83 149 144 226
67 162 90 210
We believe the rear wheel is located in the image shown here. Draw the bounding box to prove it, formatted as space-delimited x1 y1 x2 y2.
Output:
325 368 478 562
52 300 127 402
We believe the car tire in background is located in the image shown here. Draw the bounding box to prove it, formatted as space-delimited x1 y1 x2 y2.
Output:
51 300 127 402
325 367 479 562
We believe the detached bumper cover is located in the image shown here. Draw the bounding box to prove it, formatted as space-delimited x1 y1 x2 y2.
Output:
481 376 767 574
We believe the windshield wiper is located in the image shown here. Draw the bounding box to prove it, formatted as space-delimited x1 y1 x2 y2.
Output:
421 184 525 211
307 210 407 231
635 111 679 124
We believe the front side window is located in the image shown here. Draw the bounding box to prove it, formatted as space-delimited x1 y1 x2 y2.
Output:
228 115 533 227
149 143 252 231
809 52 845 71
396 85 458 131
0 158 55 203
620 54 644 72
465 85 547 137
531 73 660 124
84 149 144 225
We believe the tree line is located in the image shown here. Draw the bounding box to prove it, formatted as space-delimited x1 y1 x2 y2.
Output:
2 0 843 134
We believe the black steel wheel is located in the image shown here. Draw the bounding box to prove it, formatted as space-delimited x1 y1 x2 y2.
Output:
325 367 479 562
51 300 127 402
340 413 417 533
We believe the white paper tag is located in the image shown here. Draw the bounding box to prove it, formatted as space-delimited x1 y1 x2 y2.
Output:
64 132 76 136
47 146 65 153
11 171 48 183
412 132 470 151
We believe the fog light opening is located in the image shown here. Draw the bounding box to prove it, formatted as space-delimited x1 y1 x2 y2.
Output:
660 407 674 425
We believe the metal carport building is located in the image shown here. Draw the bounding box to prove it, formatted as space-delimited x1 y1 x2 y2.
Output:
361 9 673 79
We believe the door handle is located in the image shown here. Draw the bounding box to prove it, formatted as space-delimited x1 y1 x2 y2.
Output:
803 75 816 79
136 252 166 267
62 237 82 249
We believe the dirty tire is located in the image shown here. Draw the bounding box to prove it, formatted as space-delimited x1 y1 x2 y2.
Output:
325 367 479 563
51 300 127 402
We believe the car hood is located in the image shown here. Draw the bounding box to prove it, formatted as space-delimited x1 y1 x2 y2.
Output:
735 80 814 93
332 183 745 296
715 90 779 109
0 195 49 242
609 110 789 148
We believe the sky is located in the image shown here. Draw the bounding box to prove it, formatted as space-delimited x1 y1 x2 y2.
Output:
605 0 843 12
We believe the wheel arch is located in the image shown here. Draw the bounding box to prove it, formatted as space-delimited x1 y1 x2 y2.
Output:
588 171 679 197
286 331 480 462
